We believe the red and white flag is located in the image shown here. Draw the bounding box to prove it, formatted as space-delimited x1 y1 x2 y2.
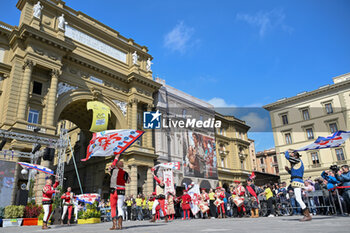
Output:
82 129 144 161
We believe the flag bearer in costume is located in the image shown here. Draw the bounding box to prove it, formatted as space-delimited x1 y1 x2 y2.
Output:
181 190 192 220
246 179 259 218
284 150 311 221
42 177 59 230
150 170 168 222
109 159 130 230
60 187 74 225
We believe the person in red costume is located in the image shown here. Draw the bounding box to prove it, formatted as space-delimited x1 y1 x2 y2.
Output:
199 188 210 218
42 176 59 230
150 169 168 223
232 180 246 217
60 187 74 225
181 190 192 220
109 159 130 230
214 187 226 218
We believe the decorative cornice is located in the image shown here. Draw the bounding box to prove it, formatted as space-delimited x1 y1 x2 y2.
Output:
263 79 350 110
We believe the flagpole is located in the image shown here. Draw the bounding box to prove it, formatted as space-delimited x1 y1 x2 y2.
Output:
68 137 84 194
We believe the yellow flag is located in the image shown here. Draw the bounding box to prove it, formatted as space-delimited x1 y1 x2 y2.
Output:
87 101 111 132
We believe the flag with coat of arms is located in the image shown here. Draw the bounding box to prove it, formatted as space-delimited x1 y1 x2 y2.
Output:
296 131 350 151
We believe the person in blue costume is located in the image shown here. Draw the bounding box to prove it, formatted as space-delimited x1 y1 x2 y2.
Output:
283 150 312 221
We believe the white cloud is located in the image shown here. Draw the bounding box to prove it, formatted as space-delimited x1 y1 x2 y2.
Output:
207 97 236 108
236 8 293 37
241 112 269 132
164 21 196 53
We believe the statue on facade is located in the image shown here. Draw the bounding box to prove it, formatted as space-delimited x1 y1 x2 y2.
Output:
146 58 153 72
132 51 138 65
58 14 67 30
33 1 43 19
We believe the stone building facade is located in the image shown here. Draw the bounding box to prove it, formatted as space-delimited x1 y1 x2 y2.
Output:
215 113 252 188
255 148 279 175
264 73 350 183
0 0 161 203
153 78 218 189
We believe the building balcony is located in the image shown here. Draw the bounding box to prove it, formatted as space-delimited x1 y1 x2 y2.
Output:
259 164 266 168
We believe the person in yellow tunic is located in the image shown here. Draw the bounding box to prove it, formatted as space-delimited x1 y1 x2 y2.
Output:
125 197 132 221
135 194 143 221
208 188 216 218
142 196 147 219
259 184 275 217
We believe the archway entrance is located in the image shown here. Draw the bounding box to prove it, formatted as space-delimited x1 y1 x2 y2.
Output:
57 98 120 197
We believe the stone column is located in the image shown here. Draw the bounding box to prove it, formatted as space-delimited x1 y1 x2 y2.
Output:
129 165 138 195
144 104 153 148
146 167 153 196
17 60 34 120
45 69 60 126
131 99 138 130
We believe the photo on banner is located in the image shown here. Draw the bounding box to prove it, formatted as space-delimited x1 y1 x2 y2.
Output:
183 130 218 179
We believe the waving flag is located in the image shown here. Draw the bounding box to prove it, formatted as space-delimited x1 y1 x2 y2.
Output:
296 131 350 151
152 162 181 171
187 183 200 215
82 129 144 161
18 162 54 175
249 171 256 180
76 193 100 204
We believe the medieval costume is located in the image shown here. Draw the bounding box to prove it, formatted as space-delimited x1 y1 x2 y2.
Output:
246 179 259 218
150 172 168 222
109 160 130 230
60 189 74 225
167 193 175 220
181 191 192 220
42 178 59 230
232 181 246 217
214 187 225 218
199 189 210 218
284 151 311 221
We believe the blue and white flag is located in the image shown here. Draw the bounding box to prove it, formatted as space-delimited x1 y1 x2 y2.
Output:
296 131 350 151
18 162 54 175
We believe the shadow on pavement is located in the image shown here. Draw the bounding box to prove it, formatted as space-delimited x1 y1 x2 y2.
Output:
124 223 166 229
281 216 337 221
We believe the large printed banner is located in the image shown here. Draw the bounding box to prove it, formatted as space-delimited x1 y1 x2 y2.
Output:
163 169 175 195
296 131 350 151
0 160 16 208
187 183 200 215
183 131 217 179
82 129 144 161
87 101 111 133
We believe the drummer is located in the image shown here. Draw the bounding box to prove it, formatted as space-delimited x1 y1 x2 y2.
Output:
232 180 246 217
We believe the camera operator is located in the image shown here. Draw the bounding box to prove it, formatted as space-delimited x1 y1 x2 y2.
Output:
321 169 340 190
335 165 350 213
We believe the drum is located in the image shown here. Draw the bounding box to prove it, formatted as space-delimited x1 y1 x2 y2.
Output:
233 197 244 207
199 203 209 213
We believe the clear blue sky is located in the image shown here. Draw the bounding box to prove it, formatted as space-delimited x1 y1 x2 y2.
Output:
1 0 349 151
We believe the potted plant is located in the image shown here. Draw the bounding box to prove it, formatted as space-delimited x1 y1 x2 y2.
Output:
3 205 25 227
77 202 101 224
22 204 42 226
